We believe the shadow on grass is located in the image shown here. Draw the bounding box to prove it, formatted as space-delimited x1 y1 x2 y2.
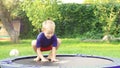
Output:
0 41 13 46
110 41 120 45
81 39 120 45
0 39 32 46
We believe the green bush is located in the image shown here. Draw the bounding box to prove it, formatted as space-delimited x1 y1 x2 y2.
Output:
55 3 120 39
19 3 120 39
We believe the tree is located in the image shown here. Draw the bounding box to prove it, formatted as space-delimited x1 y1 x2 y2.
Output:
0 0 20 43
21 0 60 31
91 1 120 42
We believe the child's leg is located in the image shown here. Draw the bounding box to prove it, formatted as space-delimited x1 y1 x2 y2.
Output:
56 38 61 49
31 40 40 61
31 40 37 52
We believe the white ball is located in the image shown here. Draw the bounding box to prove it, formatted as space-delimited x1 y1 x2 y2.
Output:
9 49 19 56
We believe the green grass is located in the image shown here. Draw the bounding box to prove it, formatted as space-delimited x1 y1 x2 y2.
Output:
0 38 120 60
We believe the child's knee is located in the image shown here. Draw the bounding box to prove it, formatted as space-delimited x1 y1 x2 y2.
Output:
31 40 36 46
57 38 61 45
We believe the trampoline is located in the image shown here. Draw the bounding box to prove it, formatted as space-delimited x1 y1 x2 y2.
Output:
0 54 120 68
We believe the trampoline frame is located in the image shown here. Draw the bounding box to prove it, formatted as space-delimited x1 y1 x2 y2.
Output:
0 54 120 68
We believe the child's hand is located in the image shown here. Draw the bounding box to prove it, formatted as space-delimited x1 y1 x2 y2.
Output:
41 58 49 62
34 57 40 62
51 58 59 62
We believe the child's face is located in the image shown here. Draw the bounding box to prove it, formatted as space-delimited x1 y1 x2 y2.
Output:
44 29 54 39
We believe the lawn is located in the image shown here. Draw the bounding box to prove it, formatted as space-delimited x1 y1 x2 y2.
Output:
0 38 120 60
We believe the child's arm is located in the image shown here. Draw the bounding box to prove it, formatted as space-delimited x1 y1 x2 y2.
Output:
36 48 48 61
51 47 58 62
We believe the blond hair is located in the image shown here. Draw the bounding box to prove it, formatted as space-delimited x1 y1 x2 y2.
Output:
42 20 55 31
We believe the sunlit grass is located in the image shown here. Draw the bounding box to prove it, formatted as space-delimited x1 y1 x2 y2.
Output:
0 39 120 60
58 39 120 58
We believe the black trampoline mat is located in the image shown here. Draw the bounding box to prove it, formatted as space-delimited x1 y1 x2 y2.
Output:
13 56 113 67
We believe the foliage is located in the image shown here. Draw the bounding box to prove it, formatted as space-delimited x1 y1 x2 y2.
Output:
55 4 102 38
54 3 120 39
1 0 21 19
21 0 60 31
19 1 120 39
55 4 82 37
94 3 120 36
18 11 35 39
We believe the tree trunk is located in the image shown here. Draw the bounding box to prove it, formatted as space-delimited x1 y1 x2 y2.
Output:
0 1 19 43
